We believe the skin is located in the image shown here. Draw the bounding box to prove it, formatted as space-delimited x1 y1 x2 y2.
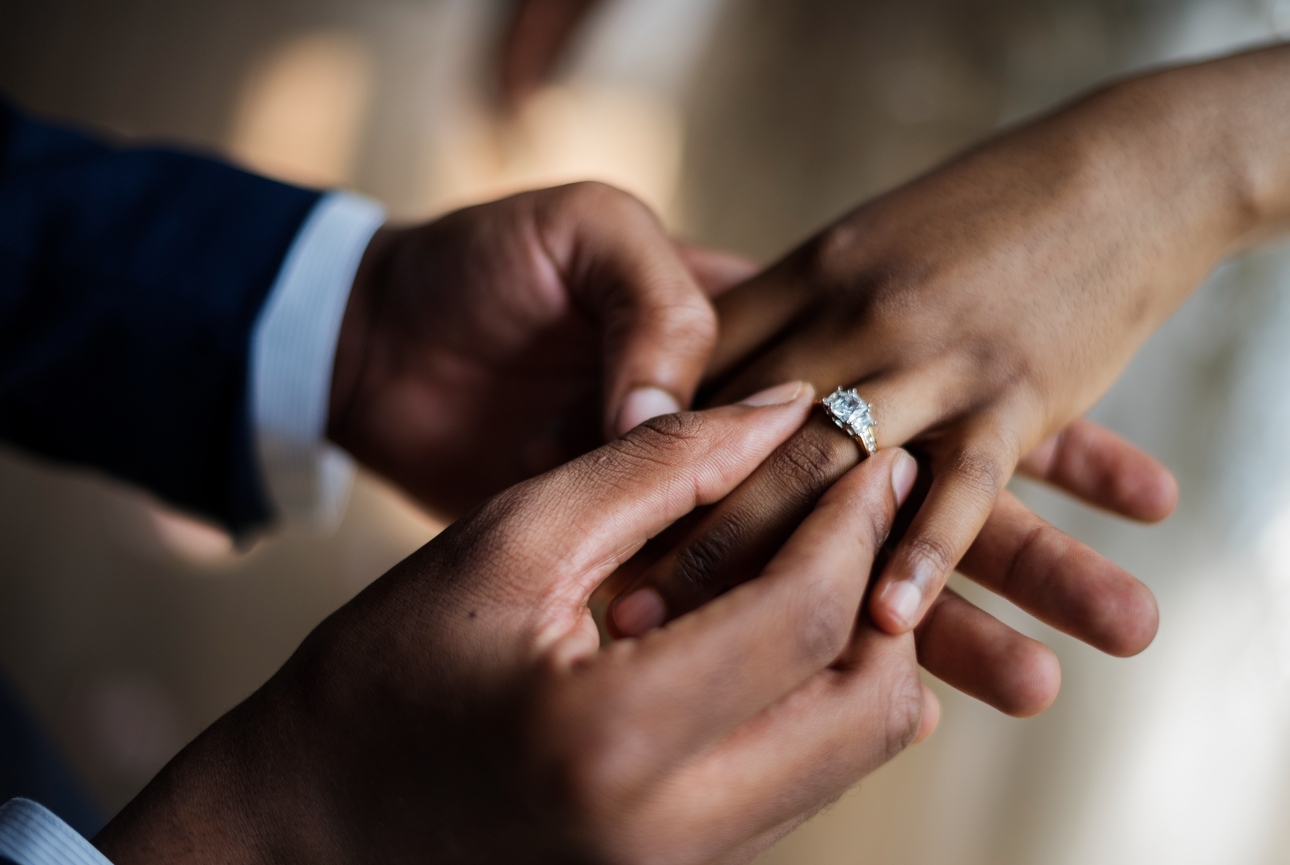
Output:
609 44 1290 707
328 181 1171 717
95 393 936 865
89 41 1290 854
88 170 1171 862
497 0 600 111
328 181 722 518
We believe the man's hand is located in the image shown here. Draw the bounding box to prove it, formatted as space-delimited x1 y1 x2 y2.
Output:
328 181 719 518
95 385 935 865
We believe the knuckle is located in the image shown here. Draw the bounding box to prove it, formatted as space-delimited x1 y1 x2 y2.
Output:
790 592 855 667
1001 519 1050 600
904 532 957 578
799 227 929 323
670 514 748 600
559 727 651 814
566 179 619 204
432 486 530 570
566 180 651 221
803 224 868 289
535 685 652 820
626 410 706 454
772 427 855 503
596 412 706 482
949 444 1010 502
883 665 925 760
646 292 717 352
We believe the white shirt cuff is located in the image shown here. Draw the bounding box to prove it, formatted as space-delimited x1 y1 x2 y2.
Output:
0 799 113 865
251 190 386 530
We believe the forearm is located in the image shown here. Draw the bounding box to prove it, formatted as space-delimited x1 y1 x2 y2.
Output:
1085 42 1290 256
712 44 1290 382
931 42 1290 325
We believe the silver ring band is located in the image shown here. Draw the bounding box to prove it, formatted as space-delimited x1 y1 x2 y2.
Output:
819 387 877 458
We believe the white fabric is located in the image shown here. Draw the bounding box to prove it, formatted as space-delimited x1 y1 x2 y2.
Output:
251 190 386 530
0 799 112 865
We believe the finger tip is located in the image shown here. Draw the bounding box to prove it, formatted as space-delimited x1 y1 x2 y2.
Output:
615 386 682 437
1105 585 1160 658
611 588 666 637
1151 472 1181 521
1127 465 1180 523
890 449 918 507
914 684 940 744
1008 646 1062 718
871 581 923 634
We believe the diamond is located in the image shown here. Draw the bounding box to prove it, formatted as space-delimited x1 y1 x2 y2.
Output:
823 387 874 437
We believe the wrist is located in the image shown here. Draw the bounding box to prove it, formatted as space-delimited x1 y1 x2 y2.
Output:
1092 45 1290 253
93 678 348 865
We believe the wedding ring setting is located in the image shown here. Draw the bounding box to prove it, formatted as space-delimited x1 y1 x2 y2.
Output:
819 387 878 457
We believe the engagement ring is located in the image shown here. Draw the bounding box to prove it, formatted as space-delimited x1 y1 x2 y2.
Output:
819 387 877 458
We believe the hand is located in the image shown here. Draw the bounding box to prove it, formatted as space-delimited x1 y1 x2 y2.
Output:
328 182 719 518
611 46 1290 661
610 413 1173 716
95 386 935 865
609 263 1173 718
498 0 605 111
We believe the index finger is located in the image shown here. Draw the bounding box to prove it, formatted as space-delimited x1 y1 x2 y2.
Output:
535 183 721 438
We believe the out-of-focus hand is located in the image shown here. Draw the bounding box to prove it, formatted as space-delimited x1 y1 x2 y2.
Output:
95 387 936 865
328 182 720 519
497 0 604 111
612 46 1290 662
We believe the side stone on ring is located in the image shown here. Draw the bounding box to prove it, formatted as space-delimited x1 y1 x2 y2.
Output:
820 387 878 457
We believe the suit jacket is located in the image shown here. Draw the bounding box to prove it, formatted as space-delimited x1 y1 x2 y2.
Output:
0 99 321 532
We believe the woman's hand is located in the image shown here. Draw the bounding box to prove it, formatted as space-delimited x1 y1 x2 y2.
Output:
328 181 720 519
612 45 1290 661
95 386 936 865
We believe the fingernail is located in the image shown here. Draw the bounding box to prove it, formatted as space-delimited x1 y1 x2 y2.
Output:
892 449 918 507
613 588 667 636
616 387 682 436
739 380 811 407
883 582 922 630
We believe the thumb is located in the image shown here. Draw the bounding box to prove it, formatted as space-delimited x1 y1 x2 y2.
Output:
531 381 814 607
536 183 719 438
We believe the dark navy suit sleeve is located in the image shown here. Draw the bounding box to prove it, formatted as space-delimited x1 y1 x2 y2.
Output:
0 100 322 533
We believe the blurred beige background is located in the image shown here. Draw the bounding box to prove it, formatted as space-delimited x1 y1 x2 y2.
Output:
3 0 1290 862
